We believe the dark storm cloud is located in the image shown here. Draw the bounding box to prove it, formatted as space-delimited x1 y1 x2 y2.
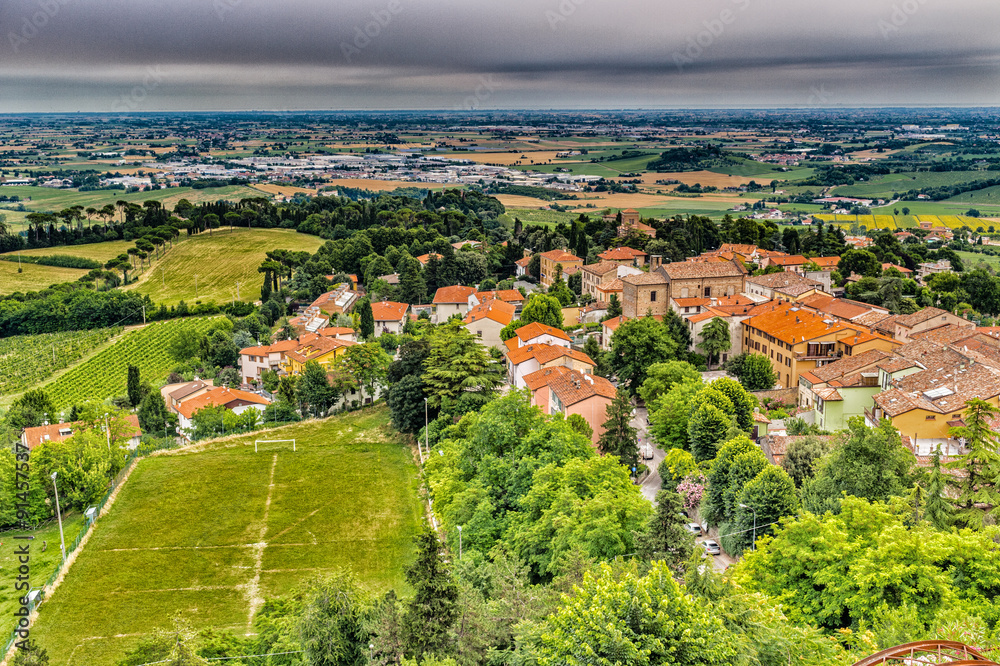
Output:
0 0 998 111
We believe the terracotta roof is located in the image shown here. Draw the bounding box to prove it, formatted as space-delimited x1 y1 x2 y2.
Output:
814 387 843 401
811 257 841 268
176 387 271 419
463 299 516 326
808 349 891 383
433 285 477 303
168 380 210 401
515 321 570 342
743 301 859 345
597 278 624 293
673 297 711 308
583 260 622 276
661 261 745 280
799 293 878 321
910 323 983 346
746 272 823 292
476 289 525 303
598 247 647 262
22 414 142 450
602 315 628 332
540 249 581 263
286 336 356 364
715 295 754 307
548 370 617 406
524 366 573 391
370 301 409 321
895 307 953 329
875 362 1000 417
318 327 356 338
515 256 531 268
719 243 758 255
882 263 912 274
507 343 594 368
416 253 443 265
753 412 771 424
622 272 666 286
767 255 808 266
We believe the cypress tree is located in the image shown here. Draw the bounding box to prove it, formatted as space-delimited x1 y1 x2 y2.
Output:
127 365 141 408
357 298 375 340
402 531 458 658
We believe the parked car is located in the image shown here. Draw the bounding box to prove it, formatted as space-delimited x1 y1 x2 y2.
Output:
684 523 702 536
642 444 653 460
700 539 721 555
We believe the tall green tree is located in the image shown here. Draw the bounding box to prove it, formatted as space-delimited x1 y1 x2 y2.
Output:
697 317 731 369
725 352 777 391
647 377 703 450
341 342 391 401
402 531 459 659
356 298 375 340
519 293 564 329
297 360 336 417
597 389 639 473
924 446 953 530
127 365 141 408
728 465 799 556
606 293 623 319
637 360 701 405
946 398 1000 528
709 377 756 433
609 317 677 391
688 403 731 462
422 322 502 414
297 571 374 666
636 488 694 570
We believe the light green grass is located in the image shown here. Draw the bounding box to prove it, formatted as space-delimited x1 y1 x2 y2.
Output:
0 260 88 295
0 185 263 215
126 228 325 306
832 171 995 198
40 317 222 410
30 408 423 665
956 250 1000 271
0 516 86 631
0 240 136 264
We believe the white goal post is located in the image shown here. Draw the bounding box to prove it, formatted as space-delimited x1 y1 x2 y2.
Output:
255 439 296 452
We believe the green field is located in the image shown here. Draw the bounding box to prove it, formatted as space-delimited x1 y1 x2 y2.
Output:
0 240 137 264
0 516 85 634
0 260 87 295
0 185 263 215
127 228 325 306
814 213 981 231
832 171 995 198
0 327 123 403
30 409 423 665
956 250 1000 271
40 317 221 411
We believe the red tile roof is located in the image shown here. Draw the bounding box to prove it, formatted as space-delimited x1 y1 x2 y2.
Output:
661 261 745 279
22 414 142 450
548 370 617 405
286 337 356 364
515 321 570 342
463 299 516 326
370 301 409 321
524 366 573 391
598 247 647 262
176 387 271 419
540 249 581 263
433 285 477 304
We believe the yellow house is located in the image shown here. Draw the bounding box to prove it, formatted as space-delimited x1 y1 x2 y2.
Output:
283 336 357 375
742 300 900 389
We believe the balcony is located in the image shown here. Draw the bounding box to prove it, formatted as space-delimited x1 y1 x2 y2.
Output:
864 407 880 426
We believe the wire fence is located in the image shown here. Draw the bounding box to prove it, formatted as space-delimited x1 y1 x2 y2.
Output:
2 437 180 656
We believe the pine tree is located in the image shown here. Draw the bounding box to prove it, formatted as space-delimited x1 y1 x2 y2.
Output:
925 446 953 529
127 365 141 408
597 389 639 473
946 398 1000 527
402 530 458 659
607 293 622 318
636 488 694 570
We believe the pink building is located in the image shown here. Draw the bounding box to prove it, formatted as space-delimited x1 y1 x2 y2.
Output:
523 367 616 443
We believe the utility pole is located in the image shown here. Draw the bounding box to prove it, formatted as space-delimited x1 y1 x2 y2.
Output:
142 304 146 325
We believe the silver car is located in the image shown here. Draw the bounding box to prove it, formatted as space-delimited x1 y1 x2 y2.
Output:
684 523 702 536
701 539 721 555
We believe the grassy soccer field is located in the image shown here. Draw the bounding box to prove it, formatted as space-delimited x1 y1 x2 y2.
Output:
30 408 423 665
126 228 325 306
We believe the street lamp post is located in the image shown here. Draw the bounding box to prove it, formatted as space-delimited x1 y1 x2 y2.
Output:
739 503 757 551
457 525 463 560
51 472 66 561
422 397 428 465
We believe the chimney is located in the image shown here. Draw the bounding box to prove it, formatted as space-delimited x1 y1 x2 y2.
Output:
650 254 663 271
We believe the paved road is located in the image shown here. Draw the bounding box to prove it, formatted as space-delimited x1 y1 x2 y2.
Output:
632 405 664 503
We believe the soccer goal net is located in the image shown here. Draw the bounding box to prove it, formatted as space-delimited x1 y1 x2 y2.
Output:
255 439 296 452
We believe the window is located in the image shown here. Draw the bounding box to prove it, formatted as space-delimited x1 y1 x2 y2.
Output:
778 353 783 363
704 286 711 297
650 291 657 302
926 415 936 420
477 331 483 338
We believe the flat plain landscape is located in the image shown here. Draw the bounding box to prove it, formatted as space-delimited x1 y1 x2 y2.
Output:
30 408 423 666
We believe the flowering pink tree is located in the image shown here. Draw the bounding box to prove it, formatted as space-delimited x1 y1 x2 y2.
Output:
676 472 707 511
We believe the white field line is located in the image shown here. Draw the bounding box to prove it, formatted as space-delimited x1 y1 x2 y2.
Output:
244 453 277 629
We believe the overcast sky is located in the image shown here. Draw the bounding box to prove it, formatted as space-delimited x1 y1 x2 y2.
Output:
1 0 998 113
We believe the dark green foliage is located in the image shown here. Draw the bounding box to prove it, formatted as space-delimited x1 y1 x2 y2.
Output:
356 298 375 340
709 377 756 433
297 360 337 417
688 403 730 462
609 317 677 391
137 390 177 437
5 389 56 429
597 390 639 473
724 352 777 391
780 435 831 487
126 364 141 408
402 531 459 659
636 488 694 570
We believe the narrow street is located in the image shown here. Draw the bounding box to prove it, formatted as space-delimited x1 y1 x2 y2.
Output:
631 405 663 503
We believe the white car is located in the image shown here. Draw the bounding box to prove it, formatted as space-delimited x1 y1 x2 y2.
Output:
701 539 721 555
684 523 702 536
